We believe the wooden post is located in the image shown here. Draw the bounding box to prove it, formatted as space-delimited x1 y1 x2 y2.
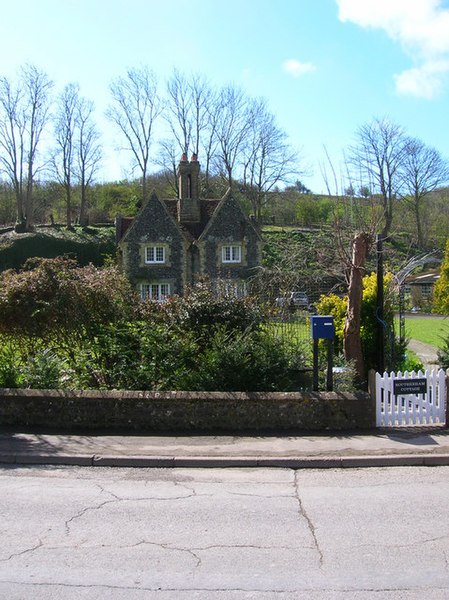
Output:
326 338 333 391
313 339 319 391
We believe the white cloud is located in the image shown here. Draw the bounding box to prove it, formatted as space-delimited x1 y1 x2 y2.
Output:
395 60 449 98
282 59 316 78
336 0 449 98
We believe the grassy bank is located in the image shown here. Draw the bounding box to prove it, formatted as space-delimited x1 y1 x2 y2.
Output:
402 315 449 347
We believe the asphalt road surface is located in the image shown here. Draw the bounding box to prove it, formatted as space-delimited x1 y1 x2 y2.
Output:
1 465 449 599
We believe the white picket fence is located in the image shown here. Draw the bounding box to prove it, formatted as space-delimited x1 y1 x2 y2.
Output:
375 369 447 427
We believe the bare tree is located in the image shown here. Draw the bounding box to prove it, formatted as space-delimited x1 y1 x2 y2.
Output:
51 83 79 228
0 65 53 231
348 117 408 239
76 97 101 226
214 85 251 189
242 98 299 220
160 71 219 196
106 66 161 203
401 138 449 248
321 150 375 382
165 69 192 157
190 74 219 196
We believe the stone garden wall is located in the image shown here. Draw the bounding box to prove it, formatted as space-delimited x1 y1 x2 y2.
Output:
0 389 375 432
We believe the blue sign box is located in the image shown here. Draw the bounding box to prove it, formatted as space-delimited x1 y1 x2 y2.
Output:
311 315 335 339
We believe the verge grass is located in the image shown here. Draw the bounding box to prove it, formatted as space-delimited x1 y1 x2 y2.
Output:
400 316 449 348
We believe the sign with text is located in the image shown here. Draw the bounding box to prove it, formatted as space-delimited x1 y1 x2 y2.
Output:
393 378 427 396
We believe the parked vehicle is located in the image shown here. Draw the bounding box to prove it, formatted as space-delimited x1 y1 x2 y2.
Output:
275 291 310 310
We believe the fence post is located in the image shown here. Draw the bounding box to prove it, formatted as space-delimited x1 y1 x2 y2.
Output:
446 370 449 428
368 369 377 428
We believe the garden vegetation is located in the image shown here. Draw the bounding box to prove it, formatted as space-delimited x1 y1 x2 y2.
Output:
0 257 300 391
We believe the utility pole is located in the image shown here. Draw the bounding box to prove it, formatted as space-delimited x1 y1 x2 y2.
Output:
376 235 385 373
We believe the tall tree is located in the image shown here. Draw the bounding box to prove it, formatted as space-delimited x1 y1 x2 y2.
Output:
401 138 449 249
165 69 192 157
241 98 298 220
349 117 408 239
76 96 102 226
214 85 251 189
51 83 79 228
161 71 219 196
107 66 161 203
0 65 53 231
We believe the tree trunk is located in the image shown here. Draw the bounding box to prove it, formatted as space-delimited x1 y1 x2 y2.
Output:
343 232 372 382
79 183 88 227
414 194 423 248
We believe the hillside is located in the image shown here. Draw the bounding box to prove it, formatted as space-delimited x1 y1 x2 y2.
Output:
0 223 429 282
0 225 116 271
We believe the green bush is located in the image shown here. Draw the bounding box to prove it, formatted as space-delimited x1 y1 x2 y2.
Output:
437 336 449 370
433 238 449 314
315 272 402 374
0 261 303 392
0 345 23 388
182 328 294 392
21 349 65 389
71 322 198 391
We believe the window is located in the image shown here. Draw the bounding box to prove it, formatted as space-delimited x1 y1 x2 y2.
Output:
140 283 170 302
222 245 241 263
216 279 247 298
420 283 433 298
145 246 165 264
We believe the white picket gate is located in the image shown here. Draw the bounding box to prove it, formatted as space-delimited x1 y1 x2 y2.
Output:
375 369 447 427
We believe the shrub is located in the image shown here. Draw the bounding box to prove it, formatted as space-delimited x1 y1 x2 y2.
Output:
182 328 294 392
433 238 449 314
21 349 65 389
315 272 401 374
0 344 23 388
0 257 136 345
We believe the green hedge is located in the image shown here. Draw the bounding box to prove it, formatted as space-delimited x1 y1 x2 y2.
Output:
0 227 116 270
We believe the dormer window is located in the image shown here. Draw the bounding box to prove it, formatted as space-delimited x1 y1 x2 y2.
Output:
145 245 165 264
222 245 241 263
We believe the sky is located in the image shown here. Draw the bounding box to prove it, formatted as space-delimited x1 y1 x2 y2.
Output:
1 0 449 193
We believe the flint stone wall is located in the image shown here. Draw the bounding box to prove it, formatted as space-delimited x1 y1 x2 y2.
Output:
0 389 375 432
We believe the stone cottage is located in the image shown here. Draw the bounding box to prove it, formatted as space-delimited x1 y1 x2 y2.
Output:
115 154 262 300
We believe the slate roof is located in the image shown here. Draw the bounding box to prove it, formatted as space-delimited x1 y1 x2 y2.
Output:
162 198 221 240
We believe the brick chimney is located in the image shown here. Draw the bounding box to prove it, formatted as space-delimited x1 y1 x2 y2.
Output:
177 154 201 222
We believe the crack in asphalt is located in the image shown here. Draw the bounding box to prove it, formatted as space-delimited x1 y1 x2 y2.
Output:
293 471 324 567
2 579 449 593
64 491 199 535
0 539 43 563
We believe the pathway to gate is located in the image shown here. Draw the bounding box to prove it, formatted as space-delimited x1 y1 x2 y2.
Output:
408 338 439 370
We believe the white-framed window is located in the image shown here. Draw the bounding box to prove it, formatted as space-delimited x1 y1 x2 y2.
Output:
140 283 170 302
145 245 165 264
216 279 247 298
222 245 241 263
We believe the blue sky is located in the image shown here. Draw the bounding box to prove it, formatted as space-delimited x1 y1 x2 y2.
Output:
1 0 449 192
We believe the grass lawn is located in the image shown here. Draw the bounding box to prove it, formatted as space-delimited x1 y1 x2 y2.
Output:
400 316 449 348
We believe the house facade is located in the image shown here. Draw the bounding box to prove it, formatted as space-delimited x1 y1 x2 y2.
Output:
116 155 262 300
404 270 440 309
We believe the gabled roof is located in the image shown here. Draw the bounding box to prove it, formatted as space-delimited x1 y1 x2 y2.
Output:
118 191 184 244
198 188 262 242
116 188 261 245
405 271 440 286
163 198 221 240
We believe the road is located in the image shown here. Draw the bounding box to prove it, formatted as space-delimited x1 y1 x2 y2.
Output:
1 465 449 599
